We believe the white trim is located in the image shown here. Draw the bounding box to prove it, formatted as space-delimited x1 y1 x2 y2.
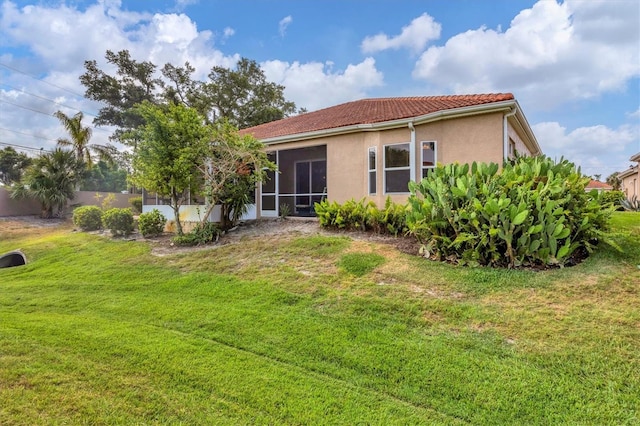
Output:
408 121 416 182
503 107 517 161
383 142 411 195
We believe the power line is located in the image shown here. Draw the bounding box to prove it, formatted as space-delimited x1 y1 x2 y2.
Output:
0 62 86 98
0 83 98 117
0 99 114 134
0 127 58 143
0 141 51 153
0 98 54 117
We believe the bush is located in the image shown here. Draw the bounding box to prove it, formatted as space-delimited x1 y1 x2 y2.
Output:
407 156 614 268
130 196 143 214
73 205 103 231
137 209 166 237
314 197 407 235
102 208 134 236
595 190 624 211
171 222 220 246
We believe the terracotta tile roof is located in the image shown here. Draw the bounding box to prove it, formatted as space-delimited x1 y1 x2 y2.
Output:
586 180 613 190
241 93 515 140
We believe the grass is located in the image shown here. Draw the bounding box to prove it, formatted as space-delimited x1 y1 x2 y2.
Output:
1 212 639 424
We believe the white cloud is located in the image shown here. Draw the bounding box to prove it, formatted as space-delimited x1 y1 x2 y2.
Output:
533 121 639 177
412 0 640 110
361 13 441 54
0 0 239 153
279 15 292 38
174 0 198 11
223 27 235 38
261 58 384 111
627 108 640 119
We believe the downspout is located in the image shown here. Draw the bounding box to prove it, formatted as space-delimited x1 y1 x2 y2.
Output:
503 106 517 162
408 121 416 182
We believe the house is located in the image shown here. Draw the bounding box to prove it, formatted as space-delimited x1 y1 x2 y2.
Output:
619 152 639 199
585 180 612 193
239 93 541 218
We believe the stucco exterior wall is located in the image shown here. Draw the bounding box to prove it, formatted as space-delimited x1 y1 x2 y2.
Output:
0 188 137 217
620 167 639 199
260 111 526 211
507 121 530 158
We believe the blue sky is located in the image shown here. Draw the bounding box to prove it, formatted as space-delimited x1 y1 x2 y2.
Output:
1 0 638 179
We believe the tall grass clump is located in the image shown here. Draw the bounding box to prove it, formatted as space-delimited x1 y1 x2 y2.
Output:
407 156 614 268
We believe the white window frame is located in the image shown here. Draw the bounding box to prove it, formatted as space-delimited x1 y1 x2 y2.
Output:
383 142 411 194
368 146 377 195
421 141 437 179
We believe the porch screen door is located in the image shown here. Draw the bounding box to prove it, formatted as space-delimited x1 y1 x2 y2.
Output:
261 152 278 217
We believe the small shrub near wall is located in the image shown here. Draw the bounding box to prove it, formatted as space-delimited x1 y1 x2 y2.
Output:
406 156 614 268
138 209 166 237
130 196 143 214
314 197 407 236
171 222 220 246
73 206 103 231
102 208 134 236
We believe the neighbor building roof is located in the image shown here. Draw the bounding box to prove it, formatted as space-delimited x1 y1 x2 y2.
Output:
586 180 612 190
241 93 515 140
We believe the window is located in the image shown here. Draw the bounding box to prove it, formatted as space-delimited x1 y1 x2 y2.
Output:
384 143 410 193
421 141 436 179
368 147 377 195
508 138 516 158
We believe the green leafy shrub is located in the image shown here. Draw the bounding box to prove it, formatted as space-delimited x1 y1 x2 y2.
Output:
279 203 291 219
130 196 143 214
407 156 614 268
314 197 407 235
138 209 166 237
102 208 134 236
597 190 624 211
171 222 220 246
73 205 103 231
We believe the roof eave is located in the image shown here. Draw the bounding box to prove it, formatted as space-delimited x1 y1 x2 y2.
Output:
618 165 639 179
260 100 520 145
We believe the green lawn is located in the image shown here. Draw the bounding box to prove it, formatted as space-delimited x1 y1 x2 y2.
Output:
1 213 639 425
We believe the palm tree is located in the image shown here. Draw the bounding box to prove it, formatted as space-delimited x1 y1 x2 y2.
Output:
10 148 84 218
54 110 114 167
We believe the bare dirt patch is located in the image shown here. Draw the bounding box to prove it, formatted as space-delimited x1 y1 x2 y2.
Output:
146 218 420 257
1 215 420 257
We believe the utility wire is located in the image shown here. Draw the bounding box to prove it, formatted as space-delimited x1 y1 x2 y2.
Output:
0 83 99 117
0 99 113 134
0 127 58 142
0 62 85 98
0 141 52 153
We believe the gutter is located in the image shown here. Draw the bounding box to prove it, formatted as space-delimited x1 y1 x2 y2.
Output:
503 106 517 161
408 121 416 181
